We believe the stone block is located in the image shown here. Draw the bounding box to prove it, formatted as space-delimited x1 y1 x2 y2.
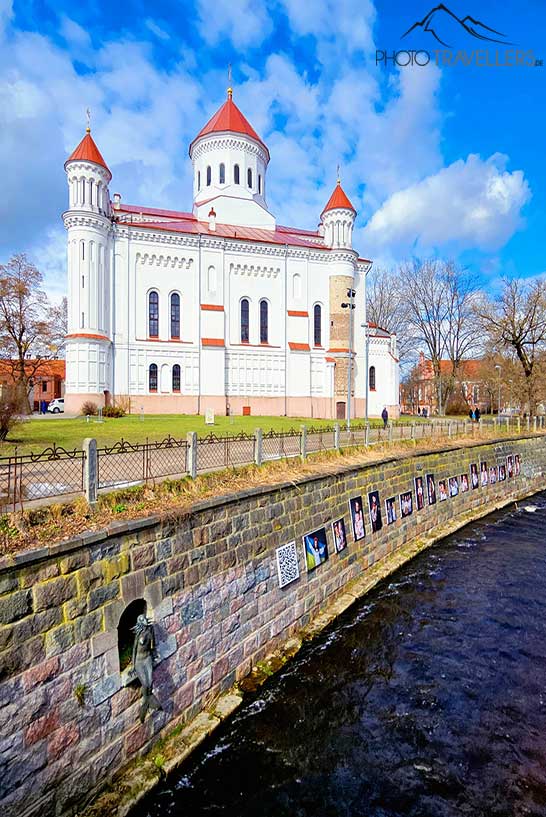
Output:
25 710 59 745
76 562 103 595
45 623 75 657
88 581 120 611
155 633 177 663
23 656 60 691
92 673 121 706
64 596 88 620
74 610 103 642
144 562 167 583
103 599 125 631
60 551 90 574
124 721 150 756
91 630 117 657
0 590 31 624
144 579 163 610
33 576 76 612
180 598 203 625
47 723 79 762
20 562 59 589
153 596 174 622
0 574 19 596
156 539 173 561
103 553 130 582
120 570 145 602
132 544 155 569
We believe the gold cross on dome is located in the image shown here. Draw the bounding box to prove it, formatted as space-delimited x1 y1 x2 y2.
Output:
86 108 91 133
227 64 233 98
336 163 341 184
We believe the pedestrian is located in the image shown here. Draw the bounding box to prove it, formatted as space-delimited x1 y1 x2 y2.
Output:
381 407 388 429
469 407 475 422
474 406 481 422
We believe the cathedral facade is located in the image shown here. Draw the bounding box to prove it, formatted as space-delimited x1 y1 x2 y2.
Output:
63 89 399 419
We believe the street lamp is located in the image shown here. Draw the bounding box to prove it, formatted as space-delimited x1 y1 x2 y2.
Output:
341 288 356 431
361 321 370 425
495 364 501 416
508 379 513 414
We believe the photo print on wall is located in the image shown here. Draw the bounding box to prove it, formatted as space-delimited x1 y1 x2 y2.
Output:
490 466 497 484
460 473 470 493
331 518 348 553
349 496 366 541
414 476 425 511
438 479 448 501
303 528 329 571
368 491 383 532
385 497 397 524
480 461 489 487
426 474 436 505
470 463 479 489
507 455 514 478
400 491 413 518
515 454 521 476
276 541 300 588
499 463 507 481
449 476 459 498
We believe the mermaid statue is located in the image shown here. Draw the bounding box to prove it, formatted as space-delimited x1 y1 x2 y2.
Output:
131 614 163 723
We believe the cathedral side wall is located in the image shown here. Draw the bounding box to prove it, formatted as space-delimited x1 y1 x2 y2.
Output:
0 436 542 817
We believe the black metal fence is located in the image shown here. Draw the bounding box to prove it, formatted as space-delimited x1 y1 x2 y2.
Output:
0 417 538 511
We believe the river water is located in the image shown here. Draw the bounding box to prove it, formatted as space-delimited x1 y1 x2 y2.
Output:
132 494 546 817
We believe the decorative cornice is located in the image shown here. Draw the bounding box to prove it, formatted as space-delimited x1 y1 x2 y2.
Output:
230 262 279 278
191 134 268 165
65 162 111 182
136 252 193 270
62 212 113 232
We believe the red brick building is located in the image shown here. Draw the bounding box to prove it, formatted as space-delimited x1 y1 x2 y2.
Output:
0 360 65 411
401 353 491 416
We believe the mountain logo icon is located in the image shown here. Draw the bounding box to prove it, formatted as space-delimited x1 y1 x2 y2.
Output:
402 4 514 48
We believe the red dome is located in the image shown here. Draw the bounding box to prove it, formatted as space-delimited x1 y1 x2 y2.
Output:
321 181 356 216
65 130 110 173
189 93 269 159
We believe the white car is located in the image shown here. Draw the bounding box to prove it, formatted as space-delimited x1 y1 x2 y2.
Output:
47 398 65 414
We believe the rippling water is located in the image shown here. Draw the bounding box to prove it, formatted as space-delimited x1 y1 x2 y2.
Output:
132 495 546 817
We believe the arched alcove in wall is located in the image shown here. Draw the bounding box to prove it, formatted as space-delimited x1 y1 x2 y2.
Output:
117 598 147 671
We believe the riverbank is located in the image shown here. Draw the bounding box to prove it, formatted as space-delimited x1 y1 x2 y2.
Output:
1 433 544 817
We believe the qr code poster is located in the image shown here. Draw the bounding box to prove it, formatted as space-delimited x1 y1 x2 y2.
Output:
276 541 300 588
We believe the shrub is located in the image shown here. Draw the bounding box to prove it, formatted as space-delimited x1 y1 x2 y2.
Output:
0 399 19 441
103 405 126 418
81 401 98 416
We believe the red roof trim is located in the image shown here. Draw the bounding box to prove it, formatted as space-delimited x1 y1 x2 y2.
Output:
325 356 336 363
201 304 224 312
190 96 269 159
65 332 110 342
202 338 225 347
328 347 350 353
289 342 310 352
321 181 355 216
287 310 309 317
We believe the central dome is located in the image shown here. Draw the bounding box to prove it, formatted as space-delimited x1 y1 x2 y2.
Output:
189 91 269 160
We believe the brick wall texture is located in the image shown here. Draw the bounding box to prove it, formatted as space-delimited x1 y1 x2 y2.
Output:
0 435 544 816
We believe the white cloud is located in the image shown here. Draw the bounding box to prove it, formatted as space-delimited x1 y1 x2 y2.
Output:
0 0 12 38
363 153 531 255
195 0 273 48
144 19 170 41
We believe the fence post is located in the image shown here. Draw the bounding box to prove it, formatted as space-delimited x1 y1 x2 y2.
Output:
334 423 340 450
365 423 370 447
448 422 452 438
517 416 521 434
83 438 98 506
526 415 530 432
534 416 538 433
300 425 307 459
411 423 415 444
254 428 263 466
388 423 393 444
187 432 197 478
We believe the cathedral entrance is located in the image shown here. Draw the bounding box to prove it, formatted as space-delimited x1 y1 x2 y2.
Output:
336 401 346 420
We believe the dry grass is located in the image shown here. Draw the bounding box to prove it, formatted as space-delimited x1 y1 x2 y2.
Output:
0 432 527 558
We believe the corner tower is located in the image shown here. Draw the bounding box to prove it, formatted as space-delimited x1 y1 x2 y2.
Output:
189 88 275 229
63 124 113 412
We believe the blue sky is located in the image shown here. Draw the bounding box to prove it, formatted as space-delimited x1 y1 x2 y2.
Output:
0 0 544 298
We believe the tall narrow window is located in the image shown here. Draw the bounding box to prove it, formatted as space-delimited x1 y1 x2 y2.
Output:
259 300 268 344
149 364 158 392
219 163 225 184
206 165 211 186
247 168 253 189
314 304 322 347
258 174 262 194
172 364 181 392
369 366 376 391
148 291 159 337
241 298 250 343
234 164 240 184
197 170 201 191
170 293 180 339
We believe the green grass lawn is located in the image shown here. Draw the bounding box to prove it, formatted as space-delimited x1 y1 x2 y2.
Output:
1 414 338 455
1 412 464 456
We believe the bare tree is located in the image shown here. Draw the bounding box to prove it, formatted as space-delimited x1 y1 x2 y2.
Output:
366 267 414 363
399 259 481 414
478 278 546 416
0 254 61 413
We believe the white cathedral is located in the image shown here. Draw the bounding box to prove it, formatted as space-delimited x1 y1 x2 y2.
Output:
63 88 399 419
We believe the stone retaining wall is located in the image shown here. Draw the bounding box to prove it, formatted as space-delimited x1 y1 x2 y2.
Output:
1 435 545 817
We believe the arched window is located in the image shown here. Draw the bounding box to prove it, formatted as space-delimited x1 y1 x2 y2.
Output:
170 293 180 339
369 366 376 391
258 174 262 194
314 304 322 347
149 363 158 392
260 300 268 344
206 165 211 186
197 170 201 191
219 163 225 184
208 265 216 292
234 164 240 184
117 599 147 671
81 178 86 205
148 291 159 337
247 168 253 189
292 273 301 299
241 298 250 343
172 364 181 392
